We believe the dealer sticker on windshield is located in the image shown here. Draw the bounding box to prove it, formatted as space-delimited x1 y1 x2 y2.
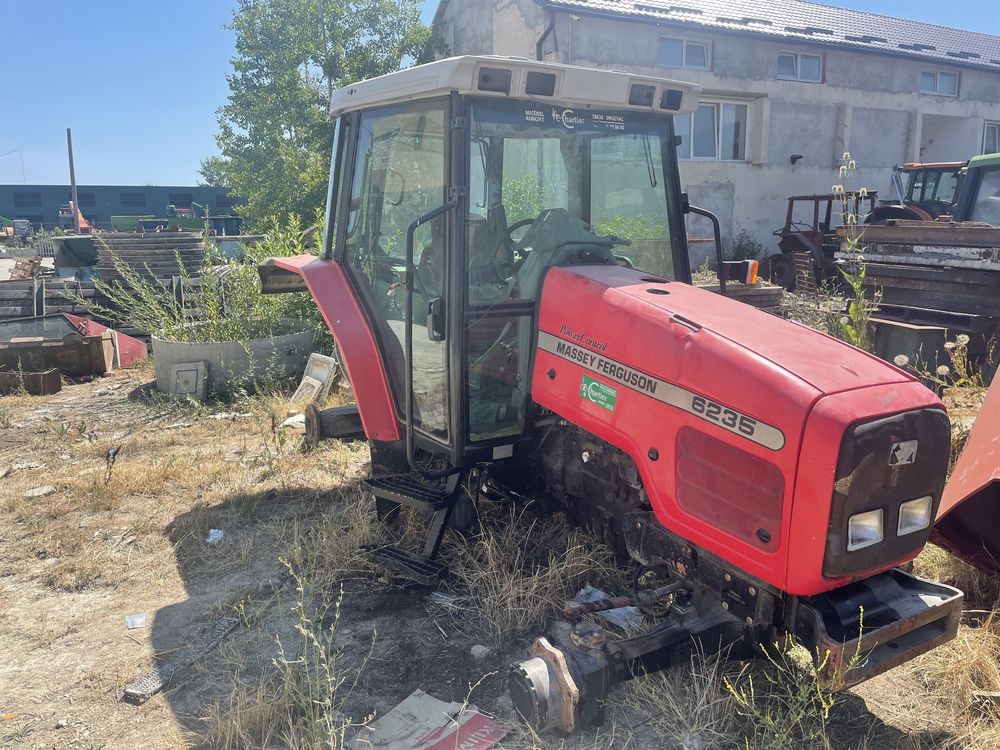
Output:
581 375 617 412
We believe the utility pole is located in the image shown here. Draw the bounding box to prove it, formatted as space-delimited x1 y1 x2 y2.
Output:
66 128 81 233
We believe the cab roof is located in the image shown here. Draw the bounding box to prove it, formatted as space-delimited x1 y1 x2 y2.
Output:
969 153 1000 170
899 162 965 171
330 55 701 118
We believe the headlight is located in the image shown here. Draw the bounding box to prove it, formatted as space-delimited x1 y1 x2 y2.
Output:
848 509 884 551
898 496 933 536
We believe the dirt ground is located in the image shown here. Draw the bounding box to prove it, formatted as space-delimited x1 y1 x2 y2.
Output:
1 369 998 749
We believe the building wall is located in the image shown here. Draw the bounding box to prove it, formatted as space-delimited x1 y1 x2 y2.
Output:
0 185 242 231
437 0 1000 264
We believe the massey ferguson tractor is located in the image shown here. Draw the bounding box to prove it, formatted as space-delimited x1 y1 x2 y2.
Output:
260 56 984 733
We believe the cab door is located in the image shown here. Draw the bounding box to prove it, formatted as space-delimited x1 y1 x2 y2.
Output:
339 98 452 447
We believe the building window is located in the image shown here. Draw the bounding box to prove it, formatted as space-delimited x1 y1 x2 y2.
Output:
71 191 96 208
777 52 822 82
675 102 748 161
215 195 236 210
168 192 193 209
13 191 42 208
658 37 709 70
985 122 1000 154
919 70 958 96
120 192 146 208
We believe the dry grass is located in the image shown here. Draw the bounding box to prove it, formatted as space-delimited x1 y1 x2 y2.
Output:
914 544 1000 610
446 507 620 644
614 650 739 749
286 484 383 588
197 579 373 750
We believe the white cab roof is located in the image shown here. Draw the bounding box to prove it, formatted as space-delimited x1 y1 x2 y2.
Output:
330 55 701 117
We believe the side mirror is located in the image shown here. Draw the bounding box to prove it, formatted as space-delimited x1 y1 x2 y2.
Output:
718 259 759 286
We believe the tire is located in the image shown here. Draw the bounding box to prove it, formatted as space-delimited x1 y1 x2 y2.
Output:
762 253 796 292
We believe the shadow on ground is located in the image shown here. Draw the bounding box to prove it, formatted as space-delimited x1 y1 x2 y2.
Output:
140 484 963 749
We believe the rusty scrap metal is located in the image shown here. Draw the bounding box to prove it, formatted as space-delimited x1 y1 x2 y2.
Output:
303 403 365 449
0 313 147 378
0 368 61 395
563 582 683 620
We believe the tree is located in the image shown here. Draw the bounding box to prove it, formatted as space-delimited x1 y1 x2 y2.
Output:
202 0 435 227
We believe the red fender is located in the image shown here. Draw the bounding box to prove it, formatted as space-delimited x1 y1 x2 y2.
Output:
270 255 400 442
933 377 1000 572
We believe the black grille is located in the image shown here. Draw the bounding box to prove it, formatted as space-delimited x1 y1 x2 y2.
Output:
823 408 950 578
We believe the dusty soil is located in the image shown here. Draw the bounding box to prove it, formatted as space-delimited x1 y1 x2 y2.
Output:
1 370 997 749
0 371 582 749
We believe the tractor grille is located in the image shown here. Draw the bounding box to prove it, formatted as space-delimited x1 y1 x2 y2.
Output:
675 427 785 552
823 408 950 578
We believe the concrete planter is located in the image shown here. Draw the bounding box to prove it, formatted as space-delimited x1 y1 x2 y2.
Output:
151 322 315 396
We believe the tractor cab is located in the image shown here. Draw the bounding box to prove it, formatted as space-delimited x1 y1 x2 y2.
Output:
867 161 965 224
264 56 705 469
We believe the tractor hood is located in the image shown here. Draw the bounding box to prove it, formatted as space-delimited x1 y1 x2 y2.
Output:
530 265 941 593
932 378 1000 573
559 265 914 398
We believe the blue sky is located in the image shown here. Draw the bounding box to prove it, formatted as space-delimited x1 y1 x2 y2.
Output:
2 0 996 186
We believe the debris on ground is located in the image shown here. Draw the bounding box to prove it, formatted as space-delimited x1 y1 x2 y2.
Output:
572 584 643 631
206 529 224 544
470 645 491 660
290 352 339 405
122 614 240 705
0 368 62 396
22 485 57 499
349 689 507 750
125 614 146 630
281 413 306 429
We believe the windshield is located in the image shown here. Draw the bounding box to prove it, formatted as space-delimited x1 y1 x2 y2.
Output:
907 168 960 206
970 168 1000 224
466 98 678 304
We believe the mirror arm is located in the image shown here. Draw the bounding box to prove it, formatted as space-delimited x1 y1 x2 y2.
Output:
688 204 726 294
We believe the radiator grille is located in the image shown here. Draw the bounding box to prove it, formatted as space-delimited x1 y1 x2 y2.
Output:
675 427 785 551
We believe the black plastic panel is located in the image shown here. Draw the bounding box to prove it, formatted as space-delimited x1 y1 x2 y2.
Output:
823 408 950 578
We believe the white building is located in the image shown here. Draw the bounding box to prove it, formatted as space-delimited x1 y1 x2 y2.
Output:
433 0 1000 258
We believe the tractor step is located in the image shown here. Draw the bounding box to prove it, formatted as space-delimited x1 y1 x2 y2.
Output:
363 544 449 585
364 474 451 511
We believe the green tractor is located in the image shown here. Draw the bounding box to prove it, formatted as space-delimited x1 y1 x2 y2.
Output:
953 152 1000 224
111 203 242 235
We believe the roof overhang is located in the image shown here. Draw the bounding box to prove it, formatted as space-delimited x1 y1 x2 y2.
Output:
330 55 701 117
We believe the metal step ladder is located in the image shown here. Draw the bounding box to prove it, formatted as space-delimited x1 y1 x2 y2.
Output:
362 472 460 585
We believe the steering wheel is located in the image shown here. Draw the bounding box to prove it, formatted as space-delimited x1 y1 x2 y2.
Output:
506 217 536 244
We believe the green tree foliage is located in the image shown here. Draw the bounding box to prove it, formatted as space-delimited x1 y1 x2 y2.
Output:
203 0 436 227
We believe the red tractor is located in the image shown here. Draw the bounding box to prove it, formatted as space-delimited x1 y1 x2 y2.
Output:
261 56 986 733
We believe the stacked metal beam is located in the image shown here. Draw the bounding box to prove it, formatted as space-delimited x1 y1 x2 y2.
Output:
96 232 205 284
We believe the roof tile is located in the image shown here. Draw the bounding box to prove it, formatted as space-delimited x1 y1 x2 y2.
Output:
544 0 1000 70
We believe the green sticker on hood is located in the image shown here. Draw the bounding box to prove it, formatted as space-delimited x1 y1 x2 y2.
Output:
580 375 617 412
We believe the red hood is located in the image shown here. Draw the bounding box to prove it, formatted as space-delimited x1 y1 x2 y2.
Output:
580 265 914 396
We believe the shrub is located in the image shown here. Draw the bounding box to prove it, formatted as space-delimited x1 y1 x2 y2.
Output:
728 229 764 261
73 215 327 345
